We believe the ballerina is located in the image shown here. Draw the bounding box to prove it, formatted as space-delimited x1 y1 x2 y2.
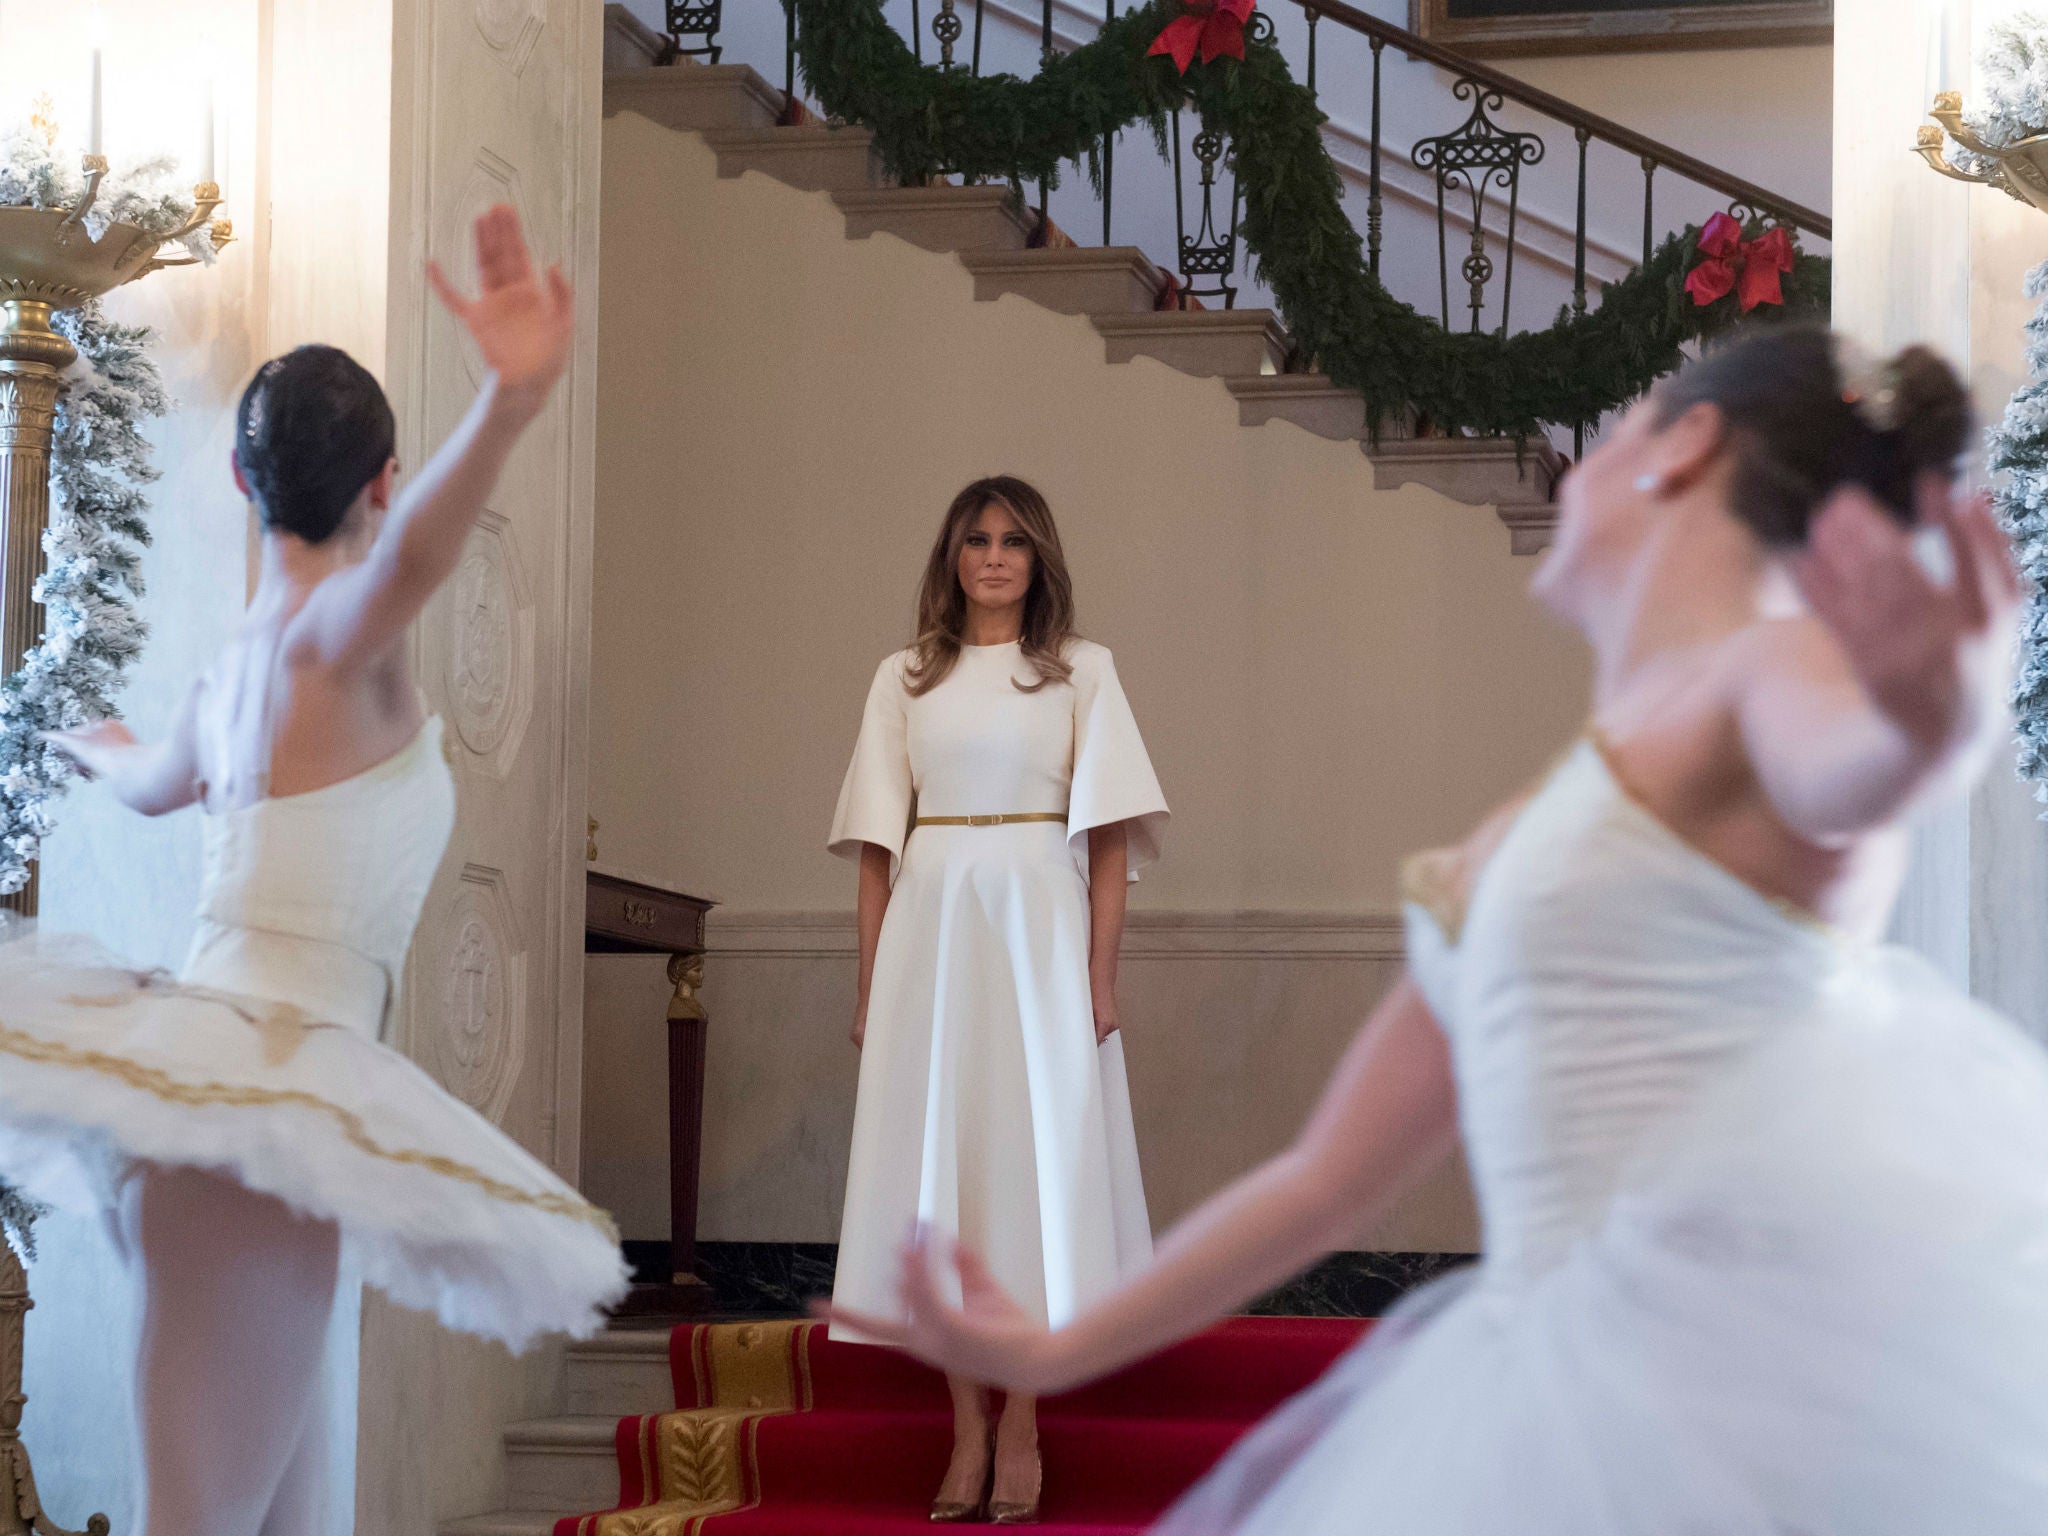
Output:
0 204 625 1536
824 325 2048 1531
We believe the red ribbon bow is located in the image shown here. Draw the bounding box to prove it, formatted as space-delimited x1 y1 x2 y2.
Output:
1684 212 1795 312
1147 0 1255 73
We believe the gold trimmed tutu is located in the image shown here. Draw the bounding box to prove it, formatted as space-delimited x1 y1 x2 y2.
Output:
0 928 626 1350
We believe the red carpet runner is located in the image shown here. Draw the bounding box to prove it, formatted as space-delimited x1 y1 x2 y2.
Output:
555 1316 1368 1535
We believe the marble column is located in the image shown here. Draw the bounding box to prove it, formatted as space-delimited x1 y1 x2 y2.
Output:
264 1 605 1531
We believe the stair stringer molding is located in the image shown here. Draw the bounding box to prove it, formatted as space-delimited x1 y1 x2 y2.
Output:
601 41 1564 554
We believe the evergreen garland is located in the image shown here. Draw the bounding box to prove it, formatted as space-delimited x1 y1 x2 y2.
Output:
787 0 1829 438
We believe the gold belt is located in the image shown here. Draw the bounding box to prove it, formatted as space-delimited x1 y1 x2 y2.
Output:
913 812 1067 827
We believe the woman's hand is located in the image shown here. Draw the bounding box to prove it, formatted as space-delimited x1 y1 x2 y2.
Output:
426 204 573 420
852 994 869 1051
41 720 138 781
1793 485 2020 755
814 1227 1066 1396
1090 967 1119 1044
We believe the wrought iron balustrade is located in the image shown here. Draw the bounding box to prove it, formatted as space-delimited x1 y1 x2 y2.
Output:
675 0 1830 449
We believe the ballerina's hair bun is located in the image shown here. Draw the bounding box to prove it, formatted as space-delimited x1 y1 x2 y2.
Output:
1652 325 1972 546
234 345 397 546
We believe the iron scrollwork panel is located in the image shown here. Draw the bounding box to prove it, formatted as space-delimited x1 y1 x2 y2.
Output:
1176 122 1243 309
933 0 965 69
668 0 724 63
1169 12 1272 311
1412 80 1544 336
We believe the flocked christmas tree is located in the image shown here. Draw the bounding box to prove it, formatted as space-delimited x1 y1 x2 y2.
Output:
1965 16 2048 805
1986 261 2048 801
0 1183 40 1259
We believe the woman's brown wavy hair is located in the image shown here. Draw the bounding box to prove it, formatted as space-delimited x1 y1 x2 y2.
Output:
905 475 1076 697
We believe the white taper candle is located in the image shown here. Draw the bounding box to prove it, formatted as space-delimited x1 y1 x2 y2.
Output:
87 47 101 157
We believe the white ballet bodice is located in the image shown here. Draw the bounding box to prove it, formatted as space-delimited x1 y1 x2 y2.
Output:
1405 742 1843 1285
180 717 457 1038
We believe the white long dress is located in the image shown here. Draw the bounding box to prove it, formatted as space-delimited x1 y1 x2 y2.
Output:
0 716 626 1350
828 638 1169 1338
1155 739 2048 1533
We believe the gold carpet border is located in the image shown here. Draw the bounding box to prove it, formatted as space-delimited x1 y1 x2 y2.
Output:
0 1020 619 1237
587 1322 820 1536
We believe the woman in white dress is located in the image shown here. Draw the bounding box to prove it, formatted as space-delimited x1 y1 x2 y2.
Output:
829 475 1168 1522
0 206 626 1536
825 328 2048 1531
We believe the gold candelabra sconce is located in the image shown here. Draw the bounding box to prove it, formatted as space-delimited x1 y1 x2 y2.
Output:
1917 90 2048 213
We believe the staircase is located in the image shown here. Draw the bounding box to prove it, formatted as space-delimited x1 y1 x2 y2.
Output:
436 1331 675 1535
442 1316 1370 1536
601 9 1564 554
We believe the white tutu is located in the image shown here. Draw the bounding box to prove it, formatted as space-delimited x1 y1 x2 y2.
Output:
0 929 627 1351
1158 949 2048 1533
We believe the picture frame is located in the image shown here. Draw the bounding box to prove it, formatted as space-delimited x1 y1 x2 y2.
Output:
1408 0 1832 58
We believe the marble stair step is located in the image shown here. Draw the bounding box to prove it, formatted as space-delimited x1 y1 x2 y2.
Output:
603 62 783 134
603 3 671 71
1094 308 1290 382
503 1417 624 1513
1228 373 1369 441
959 246 1165 316
834 184 1033 254
564 1330 674 1418
439 1515 559 1536
1368 435 1564 554
706 126 886 194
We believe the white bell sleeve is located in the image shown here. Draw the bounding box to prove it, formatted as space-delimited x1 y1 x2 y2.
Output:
1066 641 1170 883
828 652 916 880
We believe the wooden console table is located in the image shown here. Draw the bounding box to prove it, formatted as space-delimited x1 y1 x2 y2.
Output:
585 866 717 1318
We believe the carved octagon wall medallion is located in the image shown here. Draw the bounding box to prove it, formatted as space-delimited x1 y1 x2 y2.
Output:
435 865 529 1126
446 149 543 389
473 0 546 74
445 509 535 774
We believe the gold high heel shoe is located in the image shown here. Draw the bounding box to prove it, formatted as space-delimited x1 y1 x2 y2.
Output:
988 1445 1042 1525
929 1438 994 1523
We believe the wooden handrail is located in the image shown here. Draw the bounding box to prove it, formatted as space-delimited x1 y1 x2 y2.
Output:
1283 0 1831 241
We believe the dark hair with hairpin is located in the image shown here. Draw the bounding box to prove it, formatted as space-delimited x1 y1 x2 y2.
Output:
1653 325 1972 546
234 345 397 545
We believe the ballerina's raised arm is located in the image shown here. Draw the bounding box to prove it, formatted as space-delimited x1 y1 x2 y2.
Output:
44 204 572 809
